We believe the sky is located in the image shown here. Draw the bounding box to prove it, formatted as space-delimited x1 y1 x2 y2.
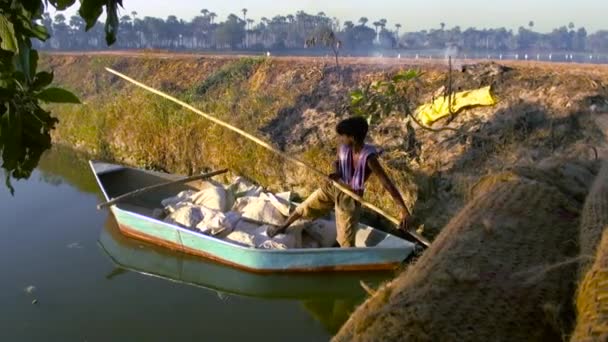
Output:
50 0 607 33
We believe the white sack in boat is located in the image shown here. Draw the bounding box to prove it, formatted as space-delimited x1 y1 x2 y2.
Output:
195 209 241 237
259 192 291 216
228 176 263 198
232 196 286 226
302 232 321 249
190 185 229 212
224 222 302 249
161 190 197 207
304 219 337 248
163 204 204 228
224 230 257 248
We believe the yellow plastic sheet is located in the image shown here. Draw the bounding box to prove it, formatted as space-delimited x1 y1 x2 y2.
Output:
416 86 496 126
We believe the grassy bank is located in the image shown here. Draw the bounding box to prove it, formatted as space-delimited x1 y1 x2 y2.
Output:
42 53 608 239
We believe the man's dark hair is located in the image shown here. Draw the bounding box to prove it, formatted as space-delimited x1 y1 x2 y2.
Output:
336 116 369 143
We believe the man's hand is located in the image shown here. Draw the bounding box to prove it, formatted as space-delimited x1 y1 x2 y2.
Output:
399 207 410 231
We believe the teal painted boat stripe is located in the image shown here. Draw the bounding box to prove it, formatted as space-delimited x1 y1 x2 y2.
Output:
113 208 413 270
114 207 413 254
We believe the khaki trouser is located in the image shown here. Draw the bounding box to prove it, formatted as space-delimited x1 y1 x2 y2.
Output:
294 182 360 247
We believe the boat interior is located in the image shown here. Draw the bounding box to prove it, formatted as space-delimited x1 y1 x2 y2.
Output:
93 162 412 249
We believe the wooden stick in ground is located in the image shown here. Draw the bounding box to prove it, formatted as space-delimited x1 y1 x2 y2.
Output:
97 169 228 210
105 67 430 247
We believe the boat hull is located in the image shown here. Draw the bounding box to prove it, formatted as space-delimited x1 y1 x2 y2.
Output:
112 207 405 273
90 160 415 273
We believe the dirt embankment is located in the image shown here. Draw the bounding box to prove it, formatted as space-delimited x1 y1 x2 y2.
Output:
43 52 608 240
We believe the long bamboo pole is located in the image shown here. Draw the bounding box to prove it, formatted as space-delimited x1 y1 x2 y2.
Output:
105 67 430 247
97 169 228 210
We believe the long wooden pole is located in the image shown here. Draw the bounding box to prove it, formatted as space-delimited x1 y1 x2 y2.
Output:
97 169 228 210
105 67 430 247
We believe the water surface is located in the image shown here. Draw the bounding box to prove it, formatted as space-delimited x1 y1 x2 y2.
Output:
0 147 392 341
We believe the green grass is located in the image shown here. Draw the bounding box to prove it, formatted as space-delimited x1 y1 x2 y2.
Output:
192 57 265 97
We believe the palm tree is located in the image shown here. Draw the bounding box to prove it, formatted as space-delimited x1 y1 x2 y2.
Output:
201 9 209 17
359 17 368 27
440 22 446 30
379 19 387 37
54 13 66 24
395 23 402 38
209 12 217 24
344 21 354 30
373 21 381 32
242 8 248 47
528 21 534 29
568 22 575 30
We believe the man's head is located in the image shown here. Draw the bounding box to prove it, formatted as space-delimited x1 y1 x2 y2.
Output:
336 116 368 146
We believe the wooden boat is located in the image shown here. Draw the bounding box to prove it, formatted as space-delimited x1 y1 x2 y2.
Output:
98 217 393 299
89 161 416 273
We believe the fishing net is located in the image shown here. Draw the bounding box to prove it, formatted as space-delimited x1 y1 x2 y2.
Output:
571 162 608 341
334 170 586 342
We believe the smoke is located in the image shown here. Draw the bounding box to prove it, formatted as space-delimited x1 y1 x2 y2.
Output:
444 45 459 60
444 45 463 69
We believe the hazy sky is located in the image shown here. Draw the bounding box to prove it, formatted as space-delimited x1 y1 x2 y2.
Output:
52 0 606 33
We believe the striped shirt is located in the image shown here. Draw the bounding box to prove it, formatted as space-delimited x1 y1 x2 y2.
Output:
338 144 382 194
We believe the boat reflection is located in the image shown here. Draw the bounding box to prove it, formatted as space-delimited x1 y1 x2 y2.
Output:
98 216 393 332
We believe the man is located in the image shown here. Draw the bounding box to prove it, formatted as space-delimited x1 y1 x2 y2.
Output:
267 116 411 248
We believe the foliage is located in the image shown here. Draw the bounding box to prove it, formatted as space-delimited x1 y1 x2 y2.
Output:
214 14 246 49
32 9 608 54
194 57 264 96
0 0 122 194
347 69 465 163
306 26 342 67
349 70 420 124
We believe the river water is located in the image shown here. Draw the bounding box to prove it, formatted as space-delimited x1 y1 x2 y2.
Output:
0 147 392 341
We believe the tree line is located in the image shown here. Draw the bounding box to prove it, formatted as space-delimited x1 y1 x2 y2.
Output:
36 10 608 54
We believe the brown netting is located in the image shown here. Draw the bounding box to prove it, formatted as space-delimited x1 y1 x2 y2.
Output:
334 174 584 342
571 162 608 342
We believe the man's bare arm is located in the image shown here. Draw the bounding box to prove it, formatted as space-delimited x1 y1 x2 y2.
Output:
367 156 411 225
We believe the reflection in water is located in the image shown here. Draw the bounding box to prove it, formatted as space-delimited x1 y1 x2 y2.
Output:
302 299 362 335
36 145 100 194
99 215 393 333
105 267 129 280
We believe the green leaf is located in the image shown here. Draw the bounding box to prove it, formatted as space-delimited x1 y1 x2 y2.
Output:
0 78 12 91
26 24 50 41
31 71 53 91
393 70 419 83
29 49 38 81
105 0 120 45
21 0 44 14
0 15 19 53
14 41 34 83
49 0 77 11
78 0 105 31
4 172 15 196
17 12 50 41
36 87 81 104
350 90 364 105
